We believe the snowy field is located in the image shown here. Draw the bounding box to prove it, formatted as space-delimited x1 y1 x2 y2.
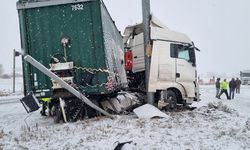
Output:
0 78 23 104
0 78 250 150
0 78 23 94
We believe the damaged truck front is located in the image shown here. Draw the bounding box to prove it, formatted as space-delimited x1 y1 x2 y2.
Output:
124 16 200 110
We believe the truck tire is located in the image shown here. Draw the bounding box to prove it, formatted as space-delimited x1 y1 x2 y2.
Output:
165 90 177 110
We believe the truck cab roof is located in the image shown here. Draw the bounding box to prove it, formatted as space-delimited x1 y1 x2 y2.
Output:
123 15 192 45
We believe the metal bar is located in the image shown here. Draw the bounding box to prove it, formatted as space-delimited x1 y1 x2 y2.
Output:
24 55 113 118
59 98 68 123
142 0 154 104
152 39 191 45
17 0 95 10
13 49 16 93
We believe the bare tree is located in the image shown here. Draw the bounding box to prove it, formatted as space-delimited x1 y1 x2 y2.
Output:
0 64 3 76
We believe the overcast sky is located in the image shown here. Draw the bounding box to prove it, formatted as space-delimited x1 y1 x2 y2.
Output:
0 0 250 77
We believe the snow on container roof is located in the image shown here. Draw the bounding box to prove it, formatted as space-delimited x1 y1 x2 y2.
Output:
17 0 95 9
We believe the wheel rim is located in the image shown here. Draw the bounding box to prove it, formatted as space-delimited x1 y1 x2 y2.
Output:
166 92 177 109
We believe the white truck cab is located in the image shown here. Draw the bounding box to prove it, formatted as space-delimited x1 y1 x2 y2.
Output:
124 16 200 109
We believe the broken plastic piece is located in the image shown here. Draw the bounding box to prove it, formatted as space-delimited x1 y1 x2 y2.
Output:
133 104 169 119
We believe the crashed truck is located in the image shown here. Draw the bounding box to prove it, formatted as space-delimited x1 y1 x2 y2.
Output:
123 16 200 109
17 0 199 122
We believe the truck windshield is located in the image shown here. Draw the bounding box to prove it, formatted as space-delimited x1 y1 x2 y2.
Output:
170 44 190 61
178 48 190 60
240 72 250 77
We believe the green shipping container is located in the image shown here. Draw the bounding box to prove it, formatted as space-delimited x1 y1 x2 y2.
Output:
17 0 127 98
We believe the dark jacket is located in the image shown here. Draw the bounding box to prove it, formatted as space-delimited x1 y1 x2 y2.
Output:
216 81 220 88
236 79 241 86
229 80 237 89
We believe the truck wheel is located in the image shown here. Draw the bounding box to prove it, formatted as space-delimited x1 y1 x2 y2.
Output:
165 90 177 110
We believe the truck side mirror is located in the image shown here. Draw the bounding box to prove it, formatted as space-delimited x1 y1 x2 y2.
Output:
189 49 196 67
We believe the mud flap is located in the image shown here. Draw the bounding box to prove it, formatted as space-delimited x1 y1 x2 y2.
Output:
133 104 169 119
20 94 40 113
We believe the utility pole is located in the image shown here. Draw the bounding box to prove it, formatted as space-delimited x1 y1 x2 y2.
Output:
13 49 20 93
142 0 154 104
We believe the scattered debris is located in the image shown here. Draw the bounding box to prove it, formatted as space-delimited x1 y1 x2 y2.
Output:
114 141 133 150
245 119 250 131
208 101 238 115
133 104 169 119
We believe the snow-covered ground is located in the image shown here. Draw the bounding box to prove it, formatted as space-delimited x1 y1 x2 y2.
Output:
0 79 250 150
0 78 23 93
0 78 23 104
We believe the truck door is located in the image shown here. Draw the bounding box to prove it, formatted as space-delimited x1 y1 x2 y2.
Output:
171 43 196 97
